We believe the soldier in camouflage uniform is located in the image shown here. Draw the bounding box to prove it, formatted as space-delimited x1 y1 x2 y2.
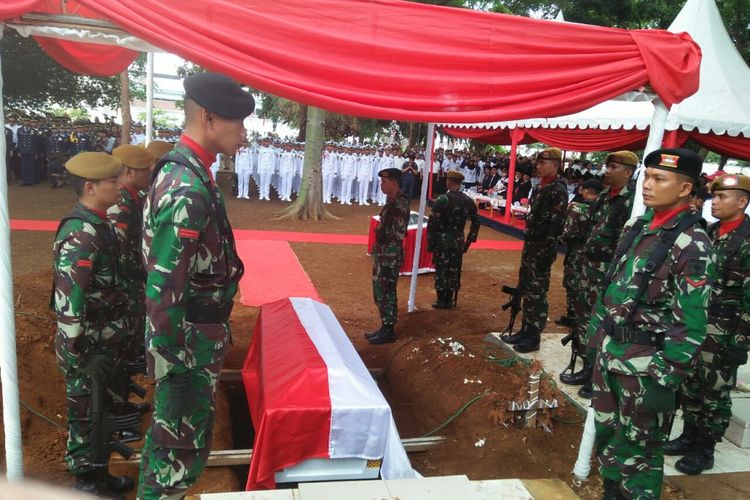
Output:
557 179 603 326
569 151 638 397
502 147 568 353
426 169 480 309
589 149 714 500
138 73 253 499
665 174 750 476
365 167 410 345
108 145 157 422
52 152 134 495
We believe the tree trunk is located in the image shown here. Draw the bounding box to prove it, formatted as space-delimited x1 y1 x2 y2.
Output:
119 69 131 145
296 105 308 142
278 106 337 221
408 122 415 147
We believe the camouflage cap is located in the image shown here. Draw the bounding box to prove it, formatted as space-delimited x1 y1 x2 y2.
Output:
605 150 639 168
537 147 562 161
644 148 702 179
446 169 465 181
184 72 255 119
378 167 402 179
710 174 750 195
112 144 155 170
145 140 174 158
66 152 122 180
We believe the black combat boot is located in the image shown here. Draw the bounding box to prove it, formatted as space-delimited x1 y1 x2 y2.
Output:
364 325 382 339
501 323 526 345
602 478 625 500
369 324 397 345
559 355 591 386
664 422 700 456
675 436 715 475
578 375 593 399
514 325 540 353
73 471 132 498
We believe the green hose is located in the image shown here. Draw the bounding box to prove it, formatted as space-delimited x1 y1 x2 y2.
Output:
20 399 66 430
420 389 491 438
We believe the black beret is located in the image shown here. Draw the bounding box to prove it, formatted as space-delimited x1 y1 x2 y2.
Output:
184 72 255 120
379 167 402 179
643 148 702 179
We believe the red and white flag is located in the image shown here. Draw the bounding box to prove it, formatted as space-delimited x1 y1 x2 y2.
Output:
242 297 419 490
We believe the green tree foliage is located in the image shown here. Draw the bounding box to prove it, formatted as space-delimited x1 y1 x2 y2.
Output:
1 29 146 110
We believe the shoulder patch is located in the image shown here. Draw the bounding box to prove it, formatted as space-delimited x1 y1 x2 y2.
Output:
76 259 93 268
177 228 200 240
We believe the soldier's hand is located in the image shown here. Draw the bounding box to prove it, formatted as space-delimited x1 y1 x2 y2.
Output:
642 382 675 413
164 373 193 420
78 354 111 380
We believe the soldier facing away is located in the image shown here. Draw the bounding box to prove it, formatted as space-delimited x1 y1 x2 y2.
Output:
426 169 480 309
52 152 133 496
665 173 750 476
589 148 714 499
138 72 254 499
365 167 410 345
502 147 569 353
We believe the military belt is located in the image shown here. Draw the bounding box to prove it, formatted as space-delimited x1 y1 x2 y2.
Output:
602 318 663 347
185 299 234 324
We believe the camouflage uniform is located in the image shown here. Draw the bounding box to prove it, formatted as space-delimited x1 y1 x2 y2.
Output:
108 186 147 367
589 209 714 499
518 177 568 332
371 193 409 326
138 140 243 499
53 202 129 474
561 200 594 317
427 190 480 303
679 216 750 441
577 183 635 349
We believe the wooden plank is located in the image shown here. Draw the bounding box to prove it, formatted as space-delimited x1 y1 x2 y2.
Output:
219 368 385 382
112 436 445 468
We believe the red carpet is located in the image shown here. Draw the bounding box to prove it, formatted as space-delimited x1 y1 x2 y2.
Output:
236 240 321 306
10 219 522 250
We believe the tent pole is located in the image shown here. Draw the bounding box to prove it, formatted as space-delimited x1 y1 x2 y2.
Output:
145 51 154 143
632 98 668 217
504 130 520 224
0 34 25 481
408 123 435 313
428 127 436 200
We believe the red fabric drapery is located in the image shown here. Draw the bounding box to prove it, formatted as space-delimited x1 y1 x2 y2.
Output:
690 132 750 161
34 37 138 76
524 127 648 151
1 0 701 121
444 127 538 146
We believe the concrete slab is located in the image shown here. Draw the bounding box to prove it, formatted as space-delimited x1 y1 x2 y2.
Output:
199 490 299 499
299 479 391 500
472 479 533 499
384 475 480 500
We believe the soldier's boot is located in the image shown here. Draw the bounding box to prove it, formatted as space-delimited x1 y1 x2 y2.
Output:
364 326 383 339
577 365 594 399
369 324 397 345
501 323 527 345
559 356 591 386
73 471 133 498
554 309 575 327
664 422 700 456
602 478 625 500
675 437 715 475
514 325 540 353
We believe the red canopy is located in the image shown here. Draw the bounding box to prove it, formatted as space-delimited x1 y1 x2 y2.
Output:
2 0 701 122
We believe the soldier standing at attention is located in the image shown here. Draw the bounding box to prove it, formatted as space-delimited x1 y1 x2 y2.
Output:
567 151 638 397
365 167 410 345
502 147 568 353
665 174 750 476
426 169 480 309
108 145 156 414
52 152 133 496
589 148 714 500
555 178 603 327
138 72 253 499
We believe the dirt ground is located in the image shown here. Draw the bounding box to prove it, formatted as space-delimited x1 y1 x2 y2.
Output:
1 180 743 499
